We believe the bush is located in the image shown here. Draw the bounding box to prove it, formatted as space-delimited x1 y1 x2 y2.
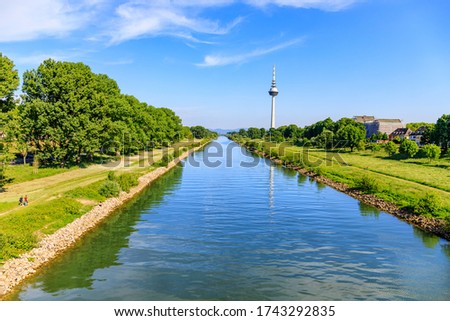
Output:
0 233 37 261
414 193 442 216
421 144 441 162
355 175 380 194
116 173 139 192
107 171 116 181
159 153 174 167
98 180 121 197
368 143 382 152
384 141 398 156
399 139 419 158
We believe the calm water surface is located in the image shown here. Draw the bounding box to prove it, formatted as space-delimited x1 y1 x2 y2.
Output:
10 137 450 300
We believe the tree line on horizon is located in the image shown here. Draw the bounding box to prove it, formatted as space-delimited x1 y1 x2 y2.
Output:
0 53 216 187
229 115 450 159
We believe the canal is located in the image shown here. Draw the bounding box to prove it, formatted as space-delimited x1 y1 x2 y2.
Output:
10 137 450 300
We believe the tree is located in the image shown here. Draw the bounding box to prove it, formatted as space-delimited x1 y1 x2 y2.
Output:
267 127 284 142
247 127 262 139
0 53 19 114
333 117 365 134
315 129 334 150
20 59 185 166
190 126 216 139
336 124 365 151
406 122 433 131
384 141 398 156
303 117 334 139
283 124 302 140
421 144 441 162
420 124 435 145
433 114 450 153
399 139 419 158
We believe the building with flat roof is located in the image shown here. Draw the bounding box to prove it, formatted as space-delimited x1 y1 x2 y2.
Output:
353 116 404 137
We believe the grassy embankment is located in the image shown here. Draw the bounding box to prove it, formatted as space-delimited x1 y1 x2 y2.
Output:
0 140 205 262
243 139 450 222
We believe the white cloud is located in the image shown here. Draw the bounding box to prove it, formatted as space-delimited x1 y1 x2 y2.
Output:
244 0 358 11
0 0 104 42
0 0 358 43
197 37 305 67
108 1 242 44
107 0 358 44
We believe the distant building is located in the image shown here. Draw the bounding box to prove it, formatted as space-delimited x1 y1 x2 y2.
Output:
353 115 375 123
409 126 428 146
353 116 404 138
389 128 412 141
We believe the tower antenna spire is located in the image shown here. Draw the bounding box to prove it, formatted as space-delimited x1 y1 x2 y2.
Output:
268 65 279 129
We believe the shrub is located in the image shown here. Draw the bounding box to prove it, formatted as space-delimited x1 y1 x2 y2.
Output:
384 141 398 156
399 139 419 158
159 153 174 167
98 180 120 197
116 173 139 192
0 233 37 261
355 175 380 194
107 171 116 181
368 143 382 152
269 149 278 158
421 144 441 162
414 193 442 216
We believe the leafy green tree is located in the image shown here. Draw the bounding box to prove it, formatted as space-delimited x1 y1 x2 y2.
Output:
21 60 108 166
315 129 334 150
421 144 441 162
0 53 19 114
247 127 262 139
336 124 365 151
384 141 398 156
303 117 334 139
420 124 435 145
406 122 433 131
333 117 365 134
267 128 284 142
20 59 185 166
259 128 266 139
433 114 450 152
190 126 216 139
399 139 419 158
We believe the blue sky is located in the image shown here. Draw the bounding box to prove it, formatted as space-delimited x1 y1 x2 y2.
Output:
1 0 450 129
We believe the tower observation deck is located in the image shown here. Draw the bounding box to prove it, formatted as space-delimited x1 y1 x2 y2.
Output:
268 66 278 129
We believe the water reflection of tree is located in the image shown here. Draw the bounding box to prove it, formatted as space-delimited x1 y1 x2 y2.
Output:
279 165 297 178
314 180 326 191
358 202 381 218
27 166 183 295
412 227 440 249
297 174 307 185
441 244 450 258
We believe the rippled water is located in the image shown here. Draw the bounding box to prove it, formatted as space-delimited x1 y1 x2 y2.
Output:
10 137 450 300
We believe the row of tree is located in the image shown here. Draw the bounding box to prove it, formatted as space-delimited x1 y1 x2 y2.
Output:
230 117 367 151
0 54 203 170
230 115 450 155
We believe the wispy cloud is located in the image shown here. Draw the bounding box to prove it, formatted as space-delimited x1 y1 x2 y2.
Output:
0 0 105 42
0 0 359 43
243 0 359 11
108 1 242 44
197 37 305 67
